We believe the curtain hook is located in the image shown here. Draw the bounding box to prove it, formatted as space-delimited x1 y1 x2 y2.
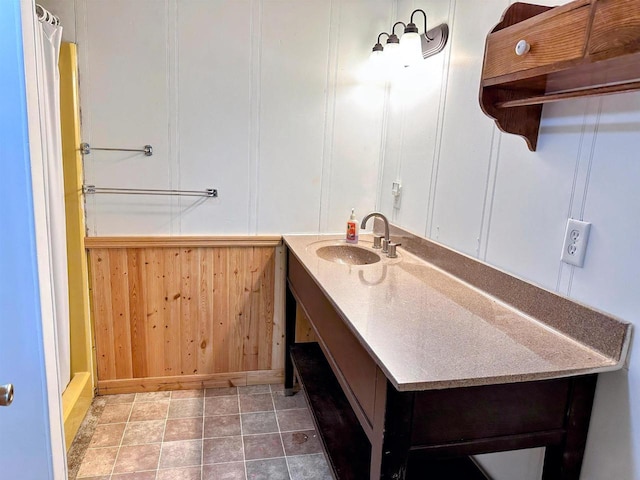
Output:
35 4 45 21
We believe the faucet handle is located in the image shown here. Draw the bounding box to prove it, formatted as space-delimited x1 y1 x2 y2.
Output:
387 242 402 258
372 235 383 249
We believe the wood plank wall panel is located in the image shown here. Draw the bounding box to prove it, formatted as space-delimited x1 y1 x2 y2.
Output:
296 304 318 343
257 248 275 369
109 250 132 379
127 249 148 378
198 249 215 376
88 244 278 392
213 248 230 373
92 249 116 380
145 248 165 378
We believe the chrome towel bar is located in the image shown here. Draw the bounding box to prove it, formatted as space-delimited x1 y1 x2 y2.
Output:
83 185 218 198
80 143 153 156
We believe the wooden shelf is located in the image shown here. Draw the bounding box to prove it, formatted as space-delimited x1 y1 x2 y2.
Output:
290 342 371 480
480 0 640 151
290 342 492 480
495 80 640 108
408 457 491 480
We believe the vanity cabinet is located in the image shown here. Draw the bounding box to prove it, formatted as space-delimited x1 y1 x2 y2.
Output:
288 254 378 430
480 0 640 151
285 251 598 480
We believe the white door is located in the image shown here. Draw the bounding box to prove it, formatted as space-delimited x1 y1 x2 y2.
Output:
0 1 66 478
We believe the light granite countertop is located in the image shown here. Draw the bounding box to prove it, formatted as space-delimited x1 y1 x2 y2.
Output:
284 233 631 392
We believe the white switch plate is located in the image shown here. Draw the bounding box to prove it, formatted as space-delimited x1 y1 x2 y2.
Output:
392 181 402 208
561 219 591 267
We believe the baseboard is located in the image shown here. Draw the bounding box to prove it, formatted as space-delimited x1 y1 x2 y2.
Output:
62 372 93 450
97 369 284 395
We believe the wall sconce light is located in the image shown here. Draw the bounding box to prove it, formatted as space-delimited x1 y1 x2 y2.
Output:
370 22 407 70
401 9 448 67
371 9 448 69
385 22 405 63
370 32 389 65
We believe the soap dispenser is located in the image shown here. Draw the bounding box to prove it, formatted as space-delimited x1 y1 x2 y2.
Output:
346 208 359 244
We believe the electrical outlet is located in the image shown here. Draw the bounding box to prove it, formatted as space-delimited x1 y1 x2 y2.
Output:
561 219 591 267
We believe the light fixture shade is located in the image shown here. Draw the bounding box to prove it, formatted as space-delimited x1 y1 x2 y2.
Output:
369 48 384 64
385 42 400 55
400 31 423 67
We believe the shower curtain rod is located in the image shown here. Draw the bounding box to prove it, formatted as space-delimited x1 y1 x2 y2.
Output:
35 4 60 26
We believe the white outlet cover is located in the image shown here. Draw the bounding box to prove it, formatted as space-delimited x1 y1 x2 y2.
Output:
561 219 591 267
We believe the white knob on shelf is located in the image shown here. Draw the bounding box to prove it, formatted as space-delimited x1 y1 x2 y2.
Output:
515 39 530 56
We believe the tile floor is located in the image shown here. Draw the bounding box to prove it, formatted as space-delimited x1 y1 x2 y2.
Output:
72 384 332 480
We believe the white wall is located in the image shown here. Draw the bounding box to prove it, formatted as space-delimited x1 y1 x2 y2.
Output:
47 0 393 236
43 0 640 478
380 1 640 479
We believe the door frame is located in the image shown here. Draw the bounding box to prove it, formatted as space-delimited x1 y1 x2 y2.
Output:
19 0 67 477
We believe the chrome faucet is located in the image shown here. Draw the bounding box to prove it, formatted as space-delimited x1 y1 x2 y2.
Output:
361 212 390 253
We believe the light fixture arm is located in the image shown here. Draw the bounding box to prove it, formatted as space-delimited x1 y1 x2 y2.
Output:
372 32 390 53
388 22 406 44
392 21 406 36
408 9 433 41
377 32 390 45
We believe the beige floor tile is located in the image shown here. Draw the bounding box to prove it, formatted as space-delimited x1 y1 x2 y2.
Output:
245 458 289 480
204 396 239 416
157 465 202 480
171 389 204 399
159 439 203 469
241 412 278 435
129 400 169 421
168 398 203 419
205 386 237 397
202 436 244 464
111 472 157 480
281 430 323 456
243 433 284 460
121 420 165 445
239 394 274 413
272 391 307 410
237 385 270 395
89 423 126 447
202 462 246 479
98 404 132 425
203 414 241 438
135 391 171 402
103 393 136 404
76 447 118 477
276 408 314 432
113 444 161 474
164 417 203 442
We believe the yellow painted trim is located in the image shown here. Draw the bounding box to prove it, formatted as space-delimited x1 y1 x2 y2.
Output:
62 372 93 450
60 41 95 448
84 235 283 249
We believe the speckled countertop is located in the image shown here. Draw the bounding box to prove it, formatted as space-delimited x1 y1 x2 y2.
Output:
284 232 631 392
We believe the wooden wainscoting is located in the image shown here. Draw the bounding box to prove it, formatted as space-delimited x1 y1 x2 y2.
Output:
86 237 284 394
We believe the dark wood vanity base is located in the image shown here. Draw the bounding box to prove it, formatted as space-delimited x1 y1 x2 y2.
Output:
290 342 371 480
285 251 598 480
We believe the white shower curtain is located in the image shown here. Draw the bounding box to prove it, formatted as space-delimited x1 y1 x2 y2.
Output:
33 6 70 395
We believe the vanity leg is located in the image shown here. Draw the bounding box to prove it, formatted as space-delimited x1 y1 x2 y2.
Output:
541 375 597 480
284 281 297 396
371 373 414 479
